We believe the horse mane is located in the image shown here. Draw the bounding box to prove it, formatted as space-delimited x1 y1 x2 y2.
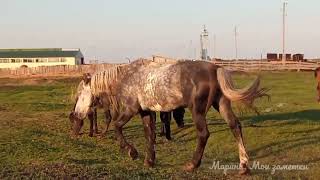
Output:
89 65 122 112
90 60 155 96
89 59 176 112
90 65 122 96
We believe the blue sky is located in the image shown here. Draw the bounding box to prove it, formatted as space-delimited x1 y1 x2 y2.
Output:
0 0 319 62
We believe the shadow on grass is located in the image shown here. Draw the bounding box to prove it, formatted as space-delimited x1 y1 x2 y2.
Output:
21 128 97 149
67 158 109 165
250 136 320 159
249 109 320 123
279 127 320 134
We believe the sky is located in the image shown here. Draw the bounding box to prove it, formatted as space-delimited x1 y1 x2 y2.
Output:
0 0 319 63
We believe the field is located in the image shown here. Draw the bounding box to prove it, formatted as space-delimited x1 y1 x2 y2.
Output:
0 72 319 179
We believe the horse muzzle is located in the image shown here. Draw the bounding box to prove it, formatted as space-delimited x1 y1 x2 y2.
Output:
69 111 84 135
72 111 87 120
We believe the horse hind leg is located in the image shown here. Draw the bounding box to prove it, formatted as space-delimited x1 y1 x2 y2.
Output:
218 95 250 175
183 88 210 171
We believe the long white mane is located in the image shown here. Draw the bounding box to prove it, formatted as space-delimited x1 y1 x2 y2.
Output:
91 65 122 96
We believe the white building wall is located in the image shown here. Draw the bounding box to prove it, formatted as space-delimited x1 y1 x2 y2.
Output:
0 57 76 69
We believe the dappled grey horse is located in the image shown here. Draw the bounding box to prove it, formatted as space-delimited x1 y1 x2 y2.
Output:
69 73 185 140
73 59 267 174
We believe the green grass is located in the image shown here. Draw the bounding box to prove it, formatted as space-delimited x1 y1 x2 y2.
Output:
0 72 319 179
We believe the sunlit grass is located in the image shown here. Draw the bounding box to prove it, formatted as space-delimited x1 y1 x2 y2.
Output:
0 72 319 179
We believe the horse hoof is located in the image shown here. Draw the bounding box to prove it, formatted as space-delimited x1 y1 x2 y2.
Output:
100 132 107 137
183 162 196 172
178 123 185 128
144 159 155 168
70 131 80 137
128 147 138 160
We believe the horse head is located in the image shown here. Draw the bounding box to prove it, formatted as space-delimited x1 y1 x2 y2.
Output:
73 73 94 120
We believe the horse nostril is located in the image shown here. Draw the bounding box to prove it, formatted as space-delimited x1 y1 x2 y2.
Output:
69 111 75 117
73 112 78 118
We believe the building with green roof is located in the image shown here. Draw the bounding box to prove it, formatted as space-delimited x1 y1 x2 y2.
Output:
0 48 84 69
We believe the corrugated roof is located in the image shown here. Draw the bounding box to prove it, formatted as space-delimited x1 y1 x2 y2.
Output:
0 48 82 58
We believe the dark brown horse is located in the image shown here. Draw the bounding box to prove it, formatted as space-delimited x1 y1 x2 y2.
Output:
159 107 185 140
73 60 267 174
70 105 185 140
315 67 320 102
69 94 116 137
69 97 185 139
69 73 116 137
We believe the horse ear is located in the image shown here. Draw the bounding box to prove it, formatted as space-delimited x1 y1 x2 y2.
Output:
82 73 91 84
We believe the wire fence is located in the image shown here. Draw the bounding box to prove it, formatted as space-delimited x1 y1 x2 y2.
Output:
0 60 319 78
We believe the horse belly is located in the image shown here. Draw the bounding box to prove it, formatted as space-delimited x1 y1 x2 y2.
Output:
139 94 183 112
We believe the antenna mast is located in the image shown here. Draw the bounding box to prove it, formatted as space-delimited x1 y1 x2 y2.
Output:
200 25 209 60
282 1 288 64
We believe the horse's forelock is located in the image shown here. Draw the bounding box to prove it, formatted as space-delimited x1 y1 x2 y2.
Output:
82 73 92 84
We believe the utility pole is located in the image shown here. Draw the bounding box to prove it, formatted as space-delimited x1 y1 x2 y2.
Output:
213 34 216 60
189 40 193 60
282 1 288 64
234 26 238 61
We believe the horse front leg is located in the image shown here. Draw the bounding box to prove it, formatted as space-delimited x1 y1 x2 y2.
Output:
219 95 250 175
114 107 138 160
140 111 156 167
87 109 95 137
93 108 98 134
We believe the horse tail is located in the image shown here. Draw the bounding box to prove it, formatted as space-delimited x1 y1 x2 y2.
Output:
216 67 269 105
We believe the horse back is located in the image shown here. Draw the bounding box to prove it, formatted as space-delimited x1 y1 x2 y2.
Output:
120 61 219 111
